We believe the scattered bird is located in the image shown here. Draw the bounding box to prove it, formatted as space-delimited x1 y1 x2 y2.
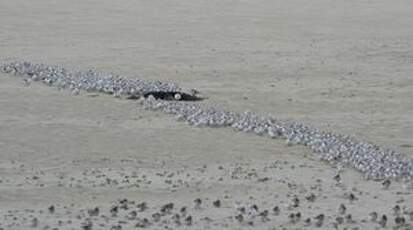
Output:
304 217 311 226
378 215 387 228
238 206 246 214
333 174 341 183
88 207 99 216
259 210 270 222
382 179 391 189
273 206 280 215
235 214 244 223
110 206 118 216
336 216 344 224
392 205 401 216
314 214 325 227
305 193 316 202
152 213 161 222
128 210 137 220
213 199 221 208
395 216 405 226
81 220 93 230
31 218 38 228
160 203 174 214
184 215 193 226
48 205 55 214
291 197 300 208
346 214 356 224
288 213 296 223
194 198 202 209
172 213 181 226
338 204 346 214
137 202 148 212
180 206 187 216
369 212 378 222
135 218 150 228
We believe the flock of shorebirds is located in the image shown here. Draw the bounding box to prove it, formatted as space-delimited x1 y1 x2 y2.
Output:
1 61 412 182
1 61 413 230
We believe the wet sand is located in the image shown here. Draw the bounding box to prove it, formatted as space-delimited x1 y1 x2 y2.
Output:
0 0 412 229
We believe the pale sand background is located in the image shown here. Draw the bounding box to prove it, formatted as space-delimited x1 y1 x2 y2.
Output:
0 0 412 229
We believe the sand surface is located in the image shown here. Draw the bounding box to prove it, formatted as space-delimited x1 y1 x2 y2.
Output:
0 0 412 229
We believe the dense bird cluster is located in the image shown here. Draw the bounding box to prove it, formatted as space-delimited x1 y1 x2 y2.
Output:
0 61 182 98
2 61 412 181
142 97 413 181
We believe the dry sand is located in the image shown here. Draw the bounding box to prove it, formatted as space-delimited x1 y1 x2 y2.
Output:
0 0 412 229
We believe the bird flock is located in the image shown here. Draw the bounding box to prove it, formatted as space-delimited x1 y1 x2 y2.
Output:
1 61 412 182
1 61 182 98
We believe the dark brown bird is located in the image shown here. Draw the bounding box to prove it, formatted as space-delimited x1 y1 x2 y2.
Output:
137 202 148 212
272 206 280 215
194 198 202 209
48 205 55 214
213 199 221 208
185 216 193 226
315 214 325 227
235 214 244 222
160 203 174 214
395 216 405 226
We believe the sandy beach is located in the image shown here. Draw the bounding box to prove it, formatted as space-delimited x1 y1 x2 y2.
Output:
1 0 412 229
